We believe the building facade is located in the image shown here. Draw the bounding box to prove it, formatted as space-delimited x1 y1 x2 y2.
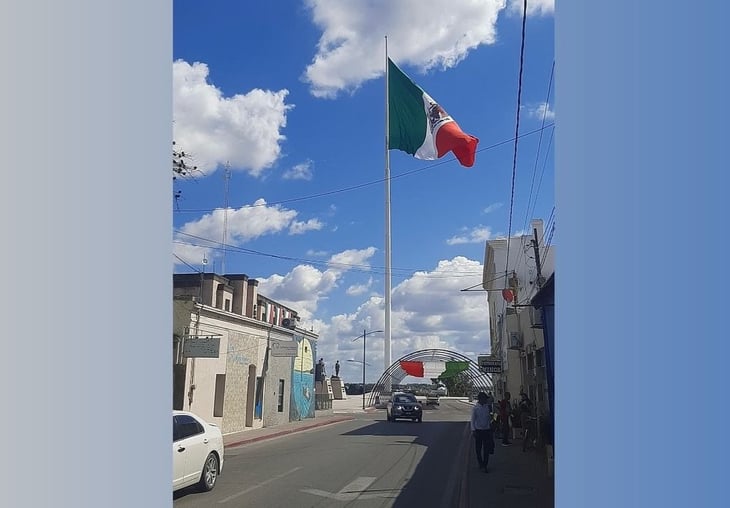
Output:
173 273 318 436
482 219 555 416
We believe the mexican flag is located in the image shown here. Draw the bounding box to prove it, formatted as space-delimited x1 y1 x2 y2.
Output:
388 58 479 168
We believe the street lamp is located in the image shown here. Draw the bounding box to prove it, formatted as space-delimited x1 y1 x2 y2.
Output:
352 329 383 410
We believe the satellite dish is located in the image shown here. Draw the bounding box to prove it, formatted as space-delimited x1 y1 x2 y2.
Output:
502 289 514 303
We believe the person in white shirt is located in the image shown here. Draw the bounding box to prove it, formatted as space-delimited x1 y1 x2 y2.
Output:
471 391 495 472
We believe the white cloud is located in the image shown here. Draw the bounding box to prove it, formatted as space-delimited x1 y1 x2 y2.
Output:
257 264 340 319
255 247 378 321
528 102 555 121
309 256 489 382
283 160 314 180
327 247 378 275
173 60 293 176
173 199 323 267
346 277 373 296
507 0 554 17
302 0 506 98
446 226 492 245
289 218 324 235
483 203 502 214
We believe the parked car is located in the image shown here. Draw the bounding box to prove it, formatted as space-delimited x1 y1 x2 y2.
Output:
173 411 224 492
386 392 423 422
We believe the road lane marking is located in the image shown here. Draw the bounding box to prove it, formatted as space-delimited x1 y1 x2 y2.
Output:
302 476 386 501
218 466 303 504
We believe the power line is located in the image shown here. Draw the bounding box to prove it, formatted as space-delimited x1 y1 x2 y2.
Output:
173 234 485 280
172 123 554 215
522 60 555 233
173 238 483 279
504 0 529 280
173 253 201 273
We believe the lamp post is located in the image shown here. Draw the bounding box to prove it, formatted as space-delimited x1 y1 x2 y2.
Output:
352 329 383 410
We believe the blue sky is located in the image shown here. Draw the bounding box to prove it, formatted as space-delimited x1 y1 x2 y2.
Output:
172 0 555 384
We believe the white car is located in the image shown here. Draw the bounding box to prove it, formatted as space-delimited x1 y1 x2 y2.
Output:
173 411 224 492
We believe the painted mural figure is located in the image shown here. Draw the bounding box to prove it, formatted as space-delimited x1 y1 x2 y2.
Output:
291 337 315 420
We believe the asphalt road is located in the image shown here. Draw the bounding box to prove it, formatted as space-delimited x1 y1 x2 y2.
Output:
173 399 472 507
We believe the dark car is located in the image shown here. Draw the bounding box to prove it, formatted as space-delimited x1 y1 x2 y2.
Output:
386 392 423 422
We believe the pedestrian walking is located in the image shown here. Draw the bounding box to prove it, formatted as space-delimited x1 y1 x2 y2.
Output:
499 392 512 445
471 392 495 473
518 392 533 430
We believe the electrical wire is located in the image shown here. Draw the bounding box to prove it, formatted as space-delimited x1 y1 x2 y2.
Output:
173 234 485 280
504 0 529 281
172 123 554 215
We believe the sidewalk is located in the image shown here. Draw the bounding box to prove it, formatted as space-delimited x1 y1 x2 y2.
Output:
222 395 369 448
457 401 554 508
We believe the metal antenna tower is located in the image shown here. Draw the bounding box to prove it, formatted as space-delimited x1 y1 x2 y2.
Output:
221 161 231 274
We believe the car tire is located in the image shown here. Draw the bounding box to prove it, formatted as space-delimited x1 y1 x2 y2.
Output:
198 452 219 492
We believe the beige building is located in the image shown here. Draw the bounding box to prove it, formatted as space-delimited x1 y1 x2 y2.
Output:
173 273 319 436
482 219 554 415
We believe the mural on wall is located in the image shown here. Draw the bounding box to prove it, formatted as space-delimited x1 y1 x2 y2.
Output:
290 336 315 420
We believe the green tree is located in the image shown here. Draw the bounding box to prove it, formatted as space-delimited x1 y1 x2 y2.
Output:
439 372 470 396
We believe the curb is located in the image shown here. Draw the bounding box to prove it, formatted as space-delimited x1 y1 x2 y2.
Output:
224 416 354 448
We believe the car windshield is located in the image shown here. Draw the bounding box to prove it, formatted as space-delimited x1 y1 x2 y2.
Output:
394 395 416 403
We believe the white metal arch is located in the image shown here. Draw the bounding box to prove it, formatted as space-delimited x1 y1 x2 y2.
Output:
367 349 493 406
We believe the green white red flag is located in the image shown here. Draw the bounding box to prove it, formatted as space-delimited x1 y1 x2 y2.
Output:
388 58 479 168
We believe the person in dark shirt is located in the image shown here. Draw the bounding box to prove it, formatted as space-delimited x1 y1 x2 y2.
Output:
499 392 512 445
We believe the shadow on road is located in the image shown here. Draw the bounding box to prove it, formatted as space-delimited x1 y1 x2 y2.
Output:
341 417 469 507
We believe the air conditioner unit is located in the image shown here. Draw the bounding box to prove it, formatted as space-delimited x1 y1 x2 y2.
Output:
282 318 297 330
508 331 523 350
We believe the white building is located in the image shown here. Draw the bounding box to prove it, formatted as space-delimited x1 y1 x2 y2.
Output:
173 273 319 436
482 219 555 413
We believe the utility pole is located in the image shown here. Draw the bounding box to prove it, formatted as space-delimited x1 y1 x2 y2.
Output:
361 329 366 410
532 227 544 289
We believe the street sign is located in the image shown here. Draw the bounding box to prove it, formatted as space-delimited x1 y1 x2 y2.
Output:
183 337 221 358
477 355 501 374
271 339 299 357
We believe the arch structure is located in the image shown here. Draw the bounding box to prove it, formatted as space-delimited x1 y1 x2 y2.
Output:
367 349 493 406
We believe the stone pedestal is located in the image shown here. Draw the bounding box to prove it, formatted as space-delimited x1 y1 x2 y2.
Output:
315 378 334 410
330 376 347 400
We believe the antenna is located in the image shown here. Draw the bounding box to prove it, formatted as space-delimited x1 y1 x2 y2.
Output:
222 161 231 274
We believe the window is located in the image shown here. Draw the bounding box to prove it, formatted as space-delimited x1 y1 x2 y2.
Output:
214 374 226 417
394 394 416 404
173 414 203 441
224 299 230 311
277 379 285 412
535 348 545 367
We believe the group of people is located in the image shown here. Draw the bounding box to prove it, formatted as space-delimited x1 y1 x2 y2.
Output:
470 390 533 473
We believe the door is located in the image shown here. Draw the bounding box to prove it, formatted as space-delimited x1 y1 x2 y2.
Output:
174 414 209 485
173 416 188 489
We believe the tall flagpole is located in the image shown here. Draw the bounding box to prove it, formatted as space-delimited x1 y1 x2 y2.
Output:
384 36 392 391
